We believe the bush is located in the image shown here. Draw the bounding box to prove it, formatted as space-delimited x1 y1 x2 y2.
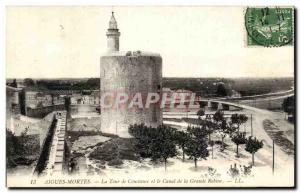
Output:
89 138 139 163
108 158 123 166
6 129 40 169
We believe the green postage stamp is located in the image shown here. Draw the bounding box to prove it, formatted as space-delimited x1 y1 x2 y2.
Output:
245 7 294 47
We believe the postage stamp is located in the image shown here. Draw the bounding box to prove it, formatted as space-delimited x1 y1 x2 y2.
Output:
245 7 294 47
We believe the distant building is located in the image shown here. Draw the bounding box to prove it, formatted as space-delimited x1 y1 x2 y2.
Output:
230 90 242 98
21 88 66 118
6 85 22 115
53 94 65 106
70 93 82 104
6 86 22 131
70 90 100 105
174 89 194 103
25 91 53 108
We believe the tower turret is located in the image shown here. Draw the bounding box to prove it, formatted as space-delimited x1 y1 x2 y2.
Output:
106 12 120 52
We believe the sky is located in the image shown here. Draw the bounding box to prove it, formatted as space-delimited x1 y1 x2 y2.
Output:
6 6 294 78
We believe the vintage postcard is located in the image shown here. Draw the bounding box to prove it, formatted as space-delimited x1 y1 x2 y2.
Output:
6 6 295 188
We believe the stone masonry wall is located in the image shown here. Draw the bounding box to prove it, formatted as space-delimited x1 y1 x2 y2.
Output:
100 53 162 137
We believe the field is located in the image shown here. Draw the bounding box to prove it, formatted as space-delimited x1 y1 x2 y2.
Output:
163 77 294 97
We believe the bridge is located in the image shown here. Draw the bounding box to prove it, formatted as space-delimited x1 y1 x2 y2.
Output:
226 93 294 110
196 90 294 111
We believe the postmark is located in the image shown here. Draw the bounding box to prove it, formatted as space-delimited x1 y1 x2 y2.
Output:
245 7 294 47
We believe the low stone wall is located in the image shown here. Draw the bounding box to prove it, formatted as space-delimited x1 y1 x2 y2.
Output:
26 105 65 118
70 105 98 115
33 116 57 175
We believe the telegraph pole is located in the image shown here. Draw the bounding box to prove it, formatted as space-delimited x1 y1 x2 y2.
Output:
251 114 253 136
211 143 214 159
272 140 275 175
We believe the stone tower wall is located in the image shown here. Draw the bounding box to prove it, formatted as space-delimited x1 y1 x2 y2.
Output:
107 34 119 51
100 53 162 137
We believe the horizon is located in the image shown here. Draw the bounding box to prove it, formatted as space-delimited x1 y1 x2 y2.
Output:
5 76 295 80
6 76 295 80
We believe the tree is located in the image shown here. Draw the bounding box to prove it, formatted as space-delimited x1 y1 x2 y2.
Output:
213 110 224 124
203 119 215 143
213 111 225 151
36 80 48 88
282 96 294 121
216 82 227 97
245 136 263 166
10 79 17 88
196 118 214 143
282 96 294 114
86 78 100 89
128 124 154 158
231 114 248 133
20 127 28 137
150 125 177 171
209 140 215 159
202 114 216 144
129 124 177 171
231 132 247 158
197 108 205 118
185 138 209 169
212 111 232 151
6 128 29 168
24 78 35 87
217 120 231 151
185 126 209 169
187 126 208 141
174 130 189 162
7 129 19 168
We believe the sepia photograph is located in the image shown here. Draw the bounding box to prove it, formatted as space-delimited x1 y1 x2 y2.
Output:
5 5 295 188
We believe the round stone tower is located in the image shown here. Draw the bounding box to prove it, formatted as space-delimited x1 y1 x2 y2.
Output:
100 12 162 138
